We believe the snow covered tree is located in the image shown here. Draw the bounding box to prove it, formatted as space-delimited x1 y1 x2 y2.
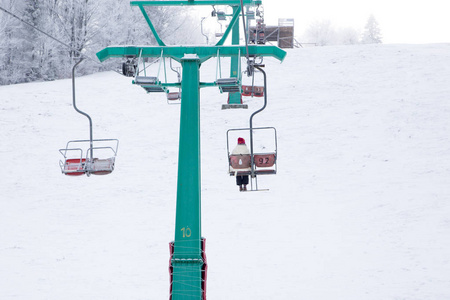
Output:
22 0 45 81
361 14 382 44
303 20 361 46
337 27 360 45
0 0 30 84
304 20 337 46
0 0 204 85
0 0 14 84
46 0 100 76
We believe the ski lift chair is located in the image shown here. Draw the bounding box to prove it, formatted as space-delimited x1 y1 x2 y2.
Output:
242 85 264 97
226 127 277 190
217 78 241 93
61 59 119 177
166 59 182 104
59 139 119 176
133 50 167 93
122 57 137 77
134 76 166 93
242 59 264 97
215 12 225 38
246 10 255 20
167 92 181 101
215 49 242 94
255 20 266 45
216 11 226 21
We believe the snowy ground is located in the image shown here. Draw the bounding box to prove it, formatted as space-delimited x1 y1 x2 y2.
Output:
1 43 450 300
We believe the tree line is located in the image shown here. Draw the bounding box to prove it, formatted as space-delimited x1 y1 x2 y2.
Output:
0 1 382 86
0 0 202 85
302 14 382 46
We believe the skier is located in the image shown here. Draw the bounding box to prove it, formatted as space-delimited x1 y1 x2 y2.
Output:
232 137 250 191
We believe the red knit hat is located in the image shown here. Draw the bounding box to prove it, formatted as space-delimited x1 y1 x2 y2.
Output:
238 137 245 144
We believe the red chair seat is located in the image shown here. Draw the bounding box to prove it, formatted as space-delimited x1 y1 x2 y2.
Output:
242 85 264 97
167 92 181 101
64 158 86 176
254 153 276 168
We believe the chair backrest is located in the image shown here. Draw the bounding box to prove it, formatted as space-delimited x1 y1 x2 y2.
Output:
167 92 181 101
90 157 115 175
242 85 252 93
63 158 86 176
242 85 264 97
135 76 157 85
229 154 251 169
254 86 264 97
254 153 276 168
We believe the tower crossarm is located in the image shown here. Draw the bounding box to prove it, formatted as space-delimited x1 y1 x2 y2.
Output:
96 45 286 64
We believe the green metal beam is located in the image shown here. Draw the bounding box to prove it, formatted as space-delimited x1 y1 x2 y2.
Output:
227 5 242 105
215 5 240 46
96 45 287 63
130 0 261 6
137 5 166 46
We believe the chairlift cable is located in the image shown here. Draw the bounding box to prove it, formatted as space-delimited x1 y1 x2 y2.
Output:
0 5 73 52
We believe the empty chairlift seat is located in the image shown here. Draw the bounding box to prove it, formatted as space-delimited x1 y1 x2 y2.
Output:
89 157 115 175
62 158 86 176
253 153 277 175
216 11 227 21
167 92 181 101
242 85 264 97
59 139 119 177
134 76 165 93
135 76 158 84
217 78 241 93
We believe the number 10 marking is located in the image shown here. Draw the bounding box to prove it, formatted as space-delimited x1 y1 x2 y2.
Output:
181 227 192 238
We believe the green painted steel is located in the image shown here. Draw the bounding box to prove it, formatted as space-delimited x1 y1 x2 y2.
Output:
96 45 286 63
171 54 203 300
228 5 242 104
137 5 166 46
229 6 240 77
215 5 240 46
130 0 262 6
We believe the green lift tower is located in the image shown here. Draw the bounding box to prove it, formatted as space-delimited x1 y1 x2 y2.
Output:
96 1 286 299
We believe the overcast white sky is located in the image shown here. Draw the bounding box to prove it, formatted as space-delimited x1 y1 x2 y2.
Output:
262 0 449 44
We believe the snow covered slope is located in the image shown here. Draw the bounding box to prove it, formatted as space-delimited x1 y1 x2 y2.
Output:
1 43 450 300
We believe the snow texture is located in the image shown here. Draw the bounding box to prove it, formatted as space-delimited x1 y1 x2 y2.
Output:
1 43 450 299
